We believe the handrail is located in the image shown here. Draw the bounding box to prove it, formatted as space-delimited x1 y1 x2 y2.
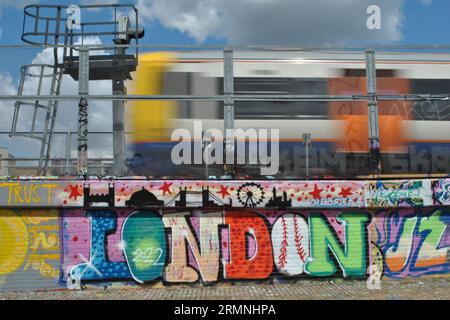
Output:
3 43 450 51
0 94 449 102
21 4 139 48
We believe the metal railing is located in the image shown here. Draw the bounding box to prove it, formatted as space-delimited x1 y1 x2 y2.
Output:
21 4 140 56
0 131 115 176
1 43 450 178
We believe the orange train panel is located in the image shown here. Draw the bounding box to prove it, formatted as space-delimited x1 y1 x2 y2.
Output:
335 114 407 153
329 76 410 152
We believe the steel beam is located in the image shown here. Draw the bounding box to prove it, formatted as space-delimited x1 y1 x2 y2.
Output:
365 50 379 142
223 48 235 177
65 131 71 176
77 46 89 175
365 49 381 174
1 94 448 102
112 78 126 176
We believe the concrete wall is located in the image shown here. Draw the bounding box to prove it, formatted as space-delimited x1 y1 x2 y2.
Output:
0 148 10 176
0 178 448 291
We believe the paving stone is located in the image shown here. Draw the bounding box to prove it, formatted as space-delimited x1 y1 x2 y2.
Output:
0 279 448 300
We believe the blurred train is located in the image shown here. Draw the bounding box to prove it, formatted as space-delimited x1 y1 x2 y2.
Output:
125 51 450 179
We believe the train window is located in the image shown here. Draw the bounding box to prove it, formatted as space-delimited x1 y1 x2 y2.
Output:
343 69 396 77
163 72 192 118
218 77 329 119
164 72 220 119
409 79 450 120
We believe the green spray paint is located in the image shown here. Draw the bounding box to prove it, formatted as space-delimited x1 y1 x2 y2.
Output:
305 212 370 277
122 211 166 283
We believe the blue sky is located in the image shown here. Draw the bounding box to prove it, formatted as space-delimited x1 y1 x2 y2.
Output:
402 0 450 44
0 0 450 79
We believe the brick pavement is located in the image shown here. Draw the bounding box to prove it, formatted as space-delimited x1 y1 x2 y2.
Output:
0 278 448 300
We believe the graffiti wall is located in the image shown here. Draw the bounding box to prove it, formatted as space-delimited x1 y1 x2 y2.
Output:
0 178 448 291
0 209 60 291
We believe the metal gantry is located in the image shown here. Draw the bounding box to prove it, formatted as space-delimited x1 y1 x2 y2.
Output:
11 4 142 176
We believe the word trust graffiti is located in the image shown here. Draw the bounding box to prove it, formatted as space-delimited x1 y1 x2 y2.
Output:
0 182 59 206
0 181 82 206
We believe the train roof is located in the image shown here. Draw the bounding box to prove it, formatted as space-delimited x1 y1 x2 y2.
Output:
151 50 450 63
136 50 450 79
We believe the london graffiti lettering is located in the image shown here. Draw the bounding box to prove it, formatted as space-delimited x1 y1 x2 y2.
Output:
58 207 448 289
0 178 447 291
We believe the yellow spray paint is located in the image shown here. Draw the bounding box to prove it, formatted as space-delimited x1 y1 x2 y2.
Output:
0 210 28 275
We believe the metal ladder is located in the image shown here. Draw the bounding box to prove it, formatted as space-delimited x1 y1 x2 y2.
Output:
10 64 64 175
10 5 69 175
39 66 64 174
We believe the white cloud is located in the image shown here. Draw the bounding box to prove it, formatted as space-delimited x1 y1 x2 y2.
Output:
136 0 405 45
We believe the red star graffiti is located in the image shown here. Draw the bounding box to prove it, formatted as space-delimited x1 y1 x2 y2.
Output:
339 187 353 198
217 185 230 198
68 184 82 200
308 184 323 199
159 182 173 195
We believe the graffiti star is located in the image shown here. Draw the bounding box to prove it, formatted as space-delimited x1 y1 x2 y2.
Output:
159 182 173 195
339 187 353 198
77 251 103 278
218 185 230 198
309 184 323 199
69 250 103 285
68 184 82 200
